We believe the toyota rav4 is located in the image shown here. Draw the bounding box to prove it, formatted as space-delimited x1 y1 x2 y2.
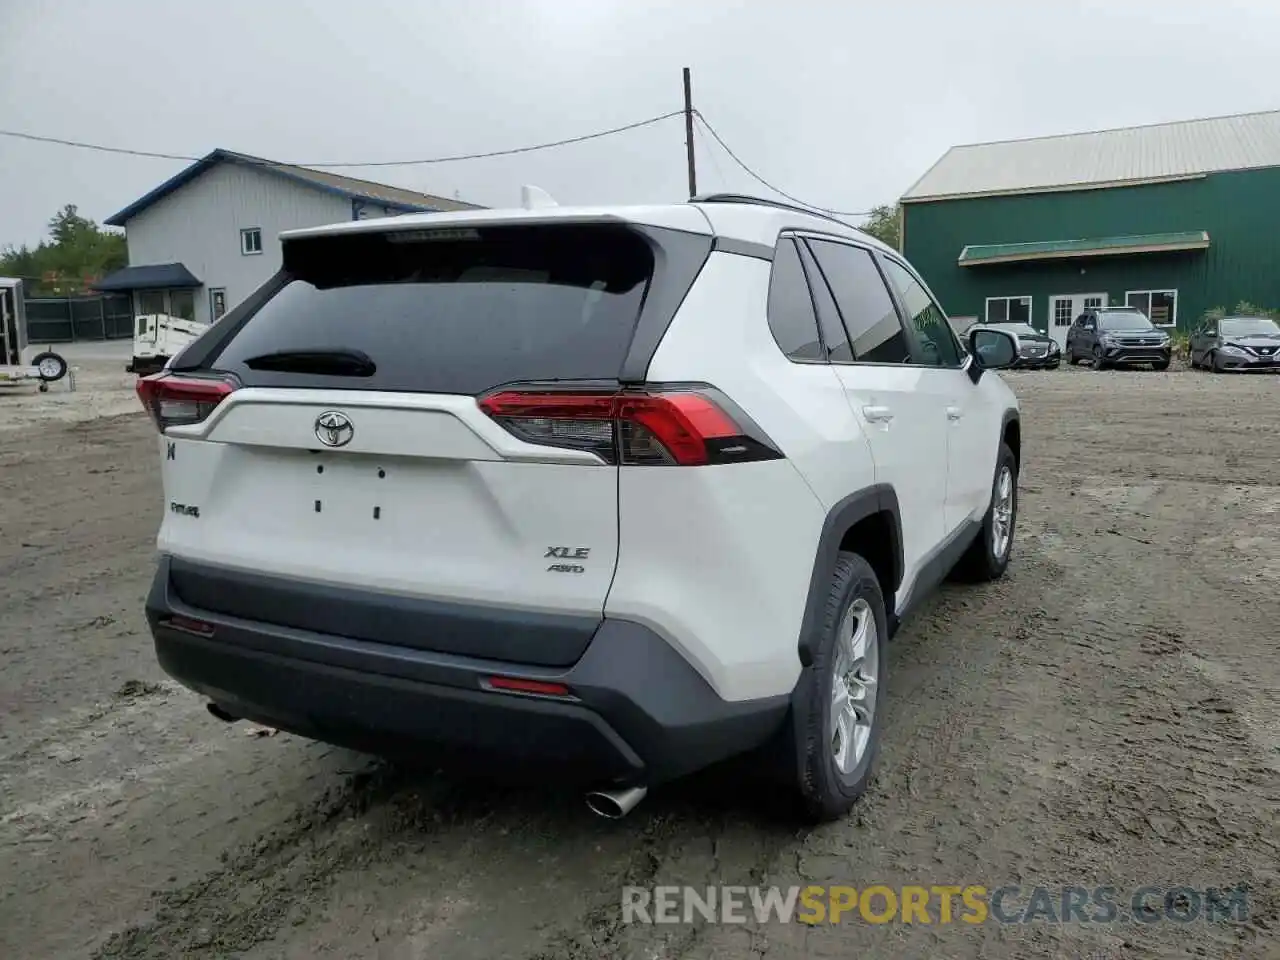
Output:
137 194 1022 822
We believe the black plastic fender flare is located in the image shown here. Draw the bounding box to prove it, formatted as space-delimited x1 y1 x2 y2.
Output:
796 484 903 668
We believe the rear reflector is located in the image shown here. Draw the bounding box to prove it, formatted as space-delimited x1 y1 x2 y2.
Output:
162 615 216 638
136 373 238 432
478 384 782 466
484 676 574 698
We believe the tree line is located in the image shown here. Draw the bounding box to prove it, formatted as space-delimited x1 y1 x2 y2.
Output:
0 205 127 297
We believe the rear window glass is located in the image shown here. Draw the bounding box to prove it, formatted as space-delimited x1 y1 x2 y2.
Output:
206 224 654 395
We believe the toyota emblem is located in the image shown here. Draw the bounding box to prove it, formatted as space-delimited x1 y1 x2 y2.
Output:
315 411 354 447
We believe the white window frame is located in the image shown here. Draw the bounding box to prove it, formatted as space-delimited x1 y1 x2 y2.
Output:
1124 289 1178 327
984 295 1033 325
240 227 263 256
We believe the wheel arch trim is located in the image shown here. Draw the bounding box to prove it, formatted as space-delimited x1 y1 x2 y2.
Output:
796 484 902 668
1000 408 1021 468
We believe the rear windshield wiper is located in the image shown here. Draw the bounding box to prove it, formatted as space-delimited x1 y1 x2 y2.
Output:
242 348 376 377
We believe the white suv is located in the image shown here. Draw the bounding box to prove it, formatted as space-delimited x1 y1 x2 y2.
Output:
137 194 1022 822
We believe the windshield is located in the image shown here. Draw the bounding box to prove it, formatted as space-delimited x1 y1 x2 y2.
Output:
1221 317 1280 337
988 323 1042 338
1097 311 1155 332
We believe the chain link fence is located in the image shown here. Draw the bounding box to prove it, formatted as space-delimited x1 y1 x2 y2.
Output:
23 295 134 344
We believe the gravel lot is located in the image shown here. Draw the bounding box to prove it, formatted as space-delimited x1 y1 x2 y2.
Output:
1 357 1277 959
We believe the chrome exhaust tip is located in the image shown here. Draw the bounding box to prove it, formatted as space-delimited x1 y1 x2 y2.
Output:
585 786 648 819
207 702 240 723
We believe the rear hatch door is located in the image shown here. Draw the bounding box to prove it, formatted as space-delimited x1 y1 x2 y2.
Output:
160 223 663 665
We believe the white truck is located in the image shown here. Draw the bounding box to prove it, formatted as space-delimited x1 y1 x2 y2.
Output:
127 313 206 376
0 277 69 391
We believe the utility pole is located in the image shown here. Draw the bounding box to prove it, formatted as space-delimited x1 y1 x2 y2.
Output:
683 67 697 199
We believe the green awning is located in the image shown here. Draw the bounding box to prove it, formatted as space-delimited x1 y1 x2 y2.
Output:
957 231 1210 267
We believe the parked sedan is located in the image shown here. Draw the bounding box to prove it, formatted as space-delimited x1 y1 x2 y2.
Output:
1188 315 1280 372
977 322 1061 369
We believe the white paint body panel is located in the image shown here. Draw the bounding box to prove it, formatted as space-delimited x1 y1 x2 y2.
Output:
613 253 859 701
159 391 619 617
830 364 949 593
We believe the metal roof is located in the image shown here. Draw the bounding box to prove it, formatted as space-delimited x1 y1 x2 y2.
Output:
903 109 1280 202
957 231 1211 267
93 262 201 291
105 149 483 226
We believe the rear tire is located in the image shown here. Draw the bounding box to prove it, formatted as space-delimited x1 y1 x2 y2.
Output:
1067 347 1081 366
789 552 887 823
953 443 1018 583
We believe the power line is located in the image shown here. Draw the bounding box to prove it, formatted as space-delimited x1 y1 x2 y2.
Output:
0 106 878 217
0 110 685 169
0 130 195 163
693 111 873 220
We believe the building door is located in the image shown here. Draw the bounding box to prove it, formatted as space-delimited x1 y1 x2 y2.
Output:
1048 292 1107 351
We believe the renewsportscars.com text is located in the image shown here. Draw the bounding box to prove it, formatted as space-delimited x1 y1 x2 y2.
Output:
622 884 1250 926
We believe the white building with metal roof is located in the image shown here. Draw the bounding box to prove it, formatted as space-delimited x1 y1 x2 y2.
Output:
97 149 481 326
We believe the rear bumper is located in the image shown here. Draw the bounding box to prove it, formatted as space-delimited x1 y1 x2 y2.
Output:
146 556 789 786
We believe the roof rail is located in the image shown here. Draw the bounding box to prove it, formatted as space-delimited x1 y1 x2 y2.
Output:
690 193 855 228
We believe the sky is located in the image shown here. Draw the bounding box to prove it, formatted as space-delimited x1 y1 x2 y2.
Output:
1 0 1278 248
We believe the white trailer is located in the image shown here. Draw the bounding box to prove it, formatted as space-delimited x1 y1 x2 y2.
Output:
127 313 204 376
0 278 69 391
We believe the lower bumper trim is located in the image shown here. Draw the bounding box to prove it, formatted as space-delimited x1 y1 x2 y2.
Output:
146 557 790 785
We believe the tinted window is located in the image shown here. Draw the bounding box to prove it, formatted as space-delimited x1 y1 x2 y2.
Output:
806 239 909 364
881 258 963 368
206 225 652 395
796 241 851 361
766 239 824 362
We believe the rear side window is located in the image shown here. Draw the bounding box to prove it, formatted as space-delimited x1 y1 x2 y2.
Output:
806 240 910 364
205 224 653 395
766 238 824 362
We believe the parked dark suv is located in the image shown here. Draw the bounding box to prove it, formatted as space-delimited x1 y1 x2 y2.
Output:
1065 307 1171 370
1188 315 1280 372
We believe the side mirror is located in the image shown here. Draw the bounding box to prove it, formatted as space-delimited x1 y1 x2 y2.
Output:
967 327 1017 383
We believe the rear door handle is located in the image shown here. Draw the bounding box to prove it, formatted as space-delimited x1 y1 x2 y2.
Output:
946 406 963 421
862 405 894 423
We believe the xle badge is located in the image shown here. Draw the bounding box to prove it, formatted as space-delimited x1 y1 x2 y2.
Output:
546 545 589 574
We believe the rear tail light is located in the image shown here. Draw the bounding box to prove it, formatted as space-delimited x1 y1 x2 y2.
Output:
136 372 238 431
478 384 783 466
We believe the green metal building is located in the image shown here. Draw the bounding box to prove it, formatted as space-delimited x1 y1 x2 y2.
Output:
900 109 1280 350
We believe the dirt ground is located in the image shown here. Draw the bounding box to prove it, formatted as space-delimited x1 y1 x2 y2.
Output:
1 356 1277 960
